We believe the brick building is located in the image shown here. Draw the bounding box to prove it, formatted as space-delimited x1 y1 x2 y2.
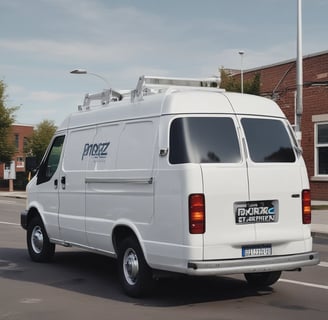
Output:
0 123 34 189
237 50 328 200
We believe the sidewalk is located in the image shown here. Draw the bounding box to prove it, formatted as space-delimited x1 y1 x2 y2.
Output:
1 191 327 239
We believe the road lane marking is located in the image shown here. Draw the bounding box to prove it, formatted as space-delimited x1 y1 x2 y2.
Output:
20 298 42 304
319 261 328 268
280 278 328 290
0 221 20 226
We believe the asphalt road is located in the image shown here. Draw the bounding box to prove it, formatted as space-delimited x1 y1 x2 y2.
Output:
1 196 327 320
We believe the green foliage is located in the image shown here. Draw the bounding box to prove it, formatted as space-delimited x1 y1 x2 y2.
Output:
0 80 17 164
220 68 261 95
220 69 240 92
26 120 57 164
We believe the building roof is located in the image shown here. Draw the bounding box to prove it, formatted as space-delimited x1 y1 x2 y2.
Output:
240 50 328 74
12 123 35 128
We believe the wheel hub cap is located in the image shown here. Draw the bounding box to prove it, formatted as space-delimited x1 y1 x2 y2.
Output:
31 226 43 254
123 248 139 285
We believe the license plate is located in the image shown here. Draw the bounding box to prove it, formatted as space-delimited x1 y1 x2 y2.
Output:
235 200 277 224
242 245 272 257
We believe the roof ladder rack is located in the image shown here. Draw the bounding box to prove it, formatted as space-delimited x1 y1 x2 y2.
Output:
131 75 221 102
79 89 123 110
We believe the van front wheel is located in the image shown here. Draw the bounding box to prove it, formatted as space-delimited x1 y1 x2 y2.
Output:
27 216 55 262
244 271 281 288
118 236 153 297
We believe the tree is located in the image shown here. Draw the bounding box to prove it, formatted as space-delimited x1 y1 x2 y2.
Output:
220 68 261 95
0 80 17 164
26 120 57 165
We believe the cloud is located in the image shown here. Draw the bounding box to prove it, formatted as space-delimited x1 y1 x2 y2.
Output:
49 0 109 21
0 0 244 69
0 38 146 63
26 90 79 103
14 90 81 125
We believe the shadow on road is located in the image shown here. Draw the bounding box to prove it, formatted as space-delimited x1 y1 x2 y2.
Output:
0 247 274 307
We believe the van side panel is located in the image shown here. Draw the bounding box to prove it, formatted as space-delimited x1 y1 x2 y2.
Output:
84 123 121 252
85 119 158 253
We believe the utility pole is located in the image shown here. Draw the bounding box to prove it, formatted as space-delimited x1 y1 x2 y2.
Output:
295 0 303 143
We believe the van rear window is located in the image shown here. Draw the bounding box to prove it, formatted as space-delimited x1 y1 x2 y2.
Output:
169 117 241 164
241 118 295 162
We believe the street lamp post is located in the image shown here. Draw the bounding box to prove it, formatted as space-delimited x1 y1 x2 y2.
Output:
238 51 245 94
70 69 110 88
70 69 123 103
295 0 303 143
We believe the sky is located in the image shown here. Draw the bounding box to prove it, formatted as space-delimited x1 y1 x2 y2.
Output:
0 0 327 126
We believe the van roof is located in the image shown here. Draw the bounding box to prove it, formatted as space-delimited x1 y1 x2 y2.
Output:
59 87 286 131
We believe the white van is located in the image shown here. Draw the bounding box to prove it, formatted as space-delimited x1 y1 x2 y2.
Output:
21 76 319 297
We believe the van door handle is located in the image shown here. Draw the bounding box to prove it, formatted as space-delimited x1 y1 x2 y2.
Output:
54 179 58 189
61 176 66 189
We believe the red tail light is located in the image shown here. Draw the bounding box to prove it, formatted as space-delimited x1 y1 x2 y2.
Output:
302 189 311 224
189 194 205 234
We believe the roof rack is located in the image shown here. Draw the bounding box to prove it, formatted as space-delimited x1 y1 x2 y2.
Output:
79 89 123 111
77 75 221 110
131 75 221 102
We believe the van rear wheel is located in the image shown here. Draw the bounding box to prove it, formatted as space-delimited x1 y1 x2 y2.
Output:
244 271 281 288
117 236 153 297
27 216 55 262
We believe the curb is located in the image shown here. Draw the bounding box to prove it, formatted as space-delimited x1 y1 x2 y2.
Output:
1 195 26 199
0 193 26 199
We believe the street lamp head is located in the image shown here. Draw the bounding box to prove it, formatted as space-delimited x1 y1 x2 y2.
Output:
238 50 245 56
70 69 87 74
69 68 111 90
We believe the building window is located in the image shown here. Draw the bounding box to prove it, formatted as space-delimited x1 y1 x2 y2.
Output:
14 134 19 150
16 157 25 169
24 137 29 150
315 122 328 175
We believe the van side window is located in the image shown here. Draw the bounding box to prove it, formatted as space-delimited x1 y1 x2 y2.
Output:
241 118 295 162
169 117 241 164
37 135 65 185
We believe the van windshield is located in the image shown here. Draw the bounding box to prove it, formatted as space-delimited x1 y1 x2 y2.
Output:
169 117 241 164
241 118 295 162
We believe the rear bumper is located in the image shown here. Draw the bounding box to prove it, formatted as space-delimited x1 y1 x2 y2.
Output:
187 251 320 275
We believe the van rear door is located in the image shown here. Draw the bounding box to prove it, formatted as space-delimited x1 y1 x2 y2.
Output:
240 117 306 249
200 116 306 260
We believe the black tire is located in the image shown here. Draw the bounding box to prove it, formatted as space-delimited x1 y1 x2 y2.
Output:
117 236 153 297
27 215 55 262
244 271 281 288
